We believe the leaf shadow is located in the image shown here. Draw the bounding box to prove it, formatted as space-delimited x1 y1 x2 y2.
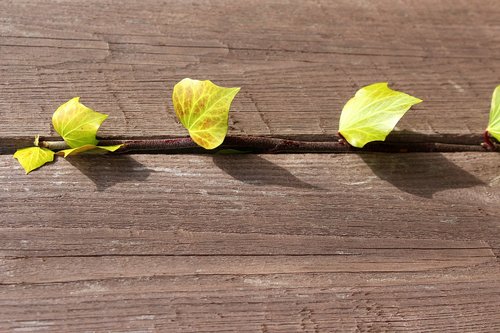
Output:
65 155 152 191
212 154 321 190
360 153 485 198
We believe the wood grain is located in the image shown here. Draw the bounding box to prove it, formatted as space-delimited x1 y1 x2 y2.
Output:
1 153 499 239
2 0 500 331
1 153 499 331
1 0 500 143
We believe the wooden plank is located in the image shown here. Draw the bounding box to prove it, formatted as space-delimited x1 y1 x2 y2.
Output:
2 0 500 331
1 0 500 142
2 267 500 332
1 153 499 240
0 227 494 258
1 152 499 331
3 252 496 284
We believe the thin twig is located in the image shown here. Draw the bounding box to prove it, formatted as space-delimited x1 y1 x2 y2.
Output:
38 135 495 154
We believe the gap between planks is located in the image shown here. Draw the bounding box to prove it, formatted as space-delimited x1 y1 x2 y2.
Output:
0 132 492 155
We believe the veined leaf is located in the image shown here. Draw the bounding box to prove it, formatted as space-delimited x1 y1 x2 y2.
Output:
52 97 108 148
13 147 54 174
56 144 123 157
172 78 240 149
487 85 500 142
338 83 422 148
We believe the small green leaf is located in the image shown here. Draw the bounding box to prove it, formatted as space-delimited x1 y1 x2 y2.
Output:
487 85 500 142
52 97 108 148
56 144 123 157
338 83 422 148
13 147 54 174
172 78 240 149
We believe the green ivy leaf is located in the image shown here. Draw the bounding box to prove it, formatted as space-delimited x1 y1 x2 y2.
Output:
487 85 500 142
13 147 54 174
172 78 240 149
56 144 123 157
338 83 422 148
52 97 108 148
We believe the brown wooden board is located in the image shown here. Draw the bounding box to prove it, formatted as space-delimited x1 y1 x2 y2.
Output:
2 0 500 331
1 0 500 144
1 153 499 331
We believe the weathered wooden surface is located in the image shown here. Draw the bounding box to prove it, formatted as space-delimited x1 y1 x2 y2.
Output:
2 0 500 332
1 0 500 143
1 153 500 331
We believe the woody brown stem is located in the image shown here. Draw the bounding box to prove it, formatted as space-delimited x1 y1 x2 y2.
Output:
38 135 495 154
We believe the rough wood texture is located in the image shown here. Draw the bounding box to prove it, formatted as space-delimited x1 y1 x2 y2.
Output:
1 153 499 331
1 0 500 142
2 0 500 332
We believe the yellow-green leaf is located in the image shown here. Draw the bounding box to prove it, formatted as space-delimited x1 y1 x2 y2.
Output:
338 83 422 148
52 97 108 148
56 144 123 157
172 78 240 149
487 85 500 142
13 147 54 174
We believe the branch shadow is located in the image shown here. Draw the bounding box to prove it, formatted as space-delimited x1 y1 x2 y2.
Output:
360 153 485 198
65 155 153 191
212 154 321 190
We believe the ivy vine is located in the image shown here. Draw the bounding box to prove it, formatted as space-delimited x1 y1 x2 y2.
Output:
13 79 499 174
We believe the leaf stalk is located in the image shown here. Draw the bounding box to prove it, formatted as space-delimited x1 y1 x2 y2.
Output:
482 130 496 151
